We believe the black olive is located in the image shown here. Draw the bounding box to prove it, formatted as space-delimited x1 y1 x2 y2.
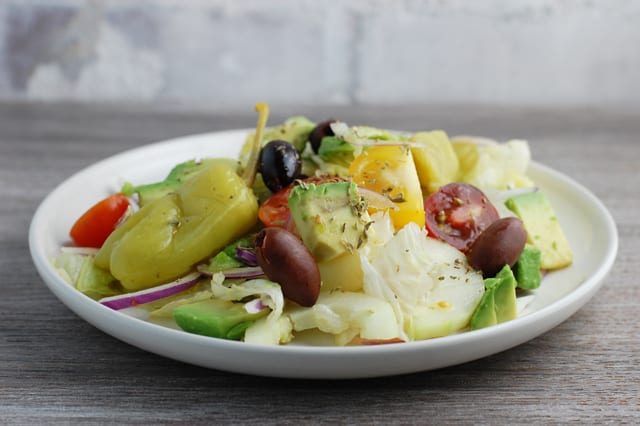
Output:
309 119 337 153
258 140 302 193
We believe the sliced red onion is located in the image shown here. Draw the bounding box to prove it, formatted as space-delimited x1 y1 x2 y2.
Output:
126 193 140 213
244 298 268 314
99 272 202 310
223 266 265 279
198 265 265 279
114 206 134 229
357 187 399 211
236 247 258 266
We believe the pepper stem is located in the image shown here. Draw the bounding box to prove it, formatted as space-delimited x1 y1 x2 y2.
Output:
242 102 270 188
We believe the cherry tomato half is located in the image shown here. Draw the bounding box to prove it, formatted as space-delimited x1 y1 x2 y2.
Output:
258 186 291 228
258 176 344 228
70 193 130 248
423 182 499 252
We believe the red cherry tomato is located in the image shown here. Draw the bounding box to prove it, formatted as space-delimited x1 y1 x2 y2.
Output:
424 183 499 252
258 176 344 228
259 186 291 228
70 193 130 248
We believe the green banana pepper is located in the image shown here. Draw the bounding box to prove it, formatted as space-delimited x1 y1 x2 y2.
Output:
95 159 258 290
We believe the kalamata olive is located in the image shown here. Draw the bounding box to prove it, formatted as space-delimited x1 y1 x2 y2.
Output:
254 227 321 307
466 217 528 278
309 119 336 153
258 140 302 193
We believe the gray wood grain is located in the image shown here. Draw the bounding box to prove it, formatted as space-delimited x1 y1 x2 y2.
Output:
1 102 638 425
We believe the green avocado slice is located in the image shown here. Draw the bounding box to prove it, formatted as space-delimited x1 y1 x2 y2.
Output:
470 265 517 330
173 299 269 341
513 244 542 290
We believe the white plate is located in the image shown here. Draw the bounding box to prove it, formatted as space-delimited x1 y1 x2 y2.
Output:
29 130 618 379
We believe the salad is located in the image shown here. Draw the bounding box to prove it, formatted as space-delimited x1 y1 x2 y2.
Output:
54 102 573 346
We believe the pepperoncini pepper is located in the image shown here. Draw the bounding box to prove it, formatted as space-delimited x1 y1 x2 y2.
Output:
94 160 258 290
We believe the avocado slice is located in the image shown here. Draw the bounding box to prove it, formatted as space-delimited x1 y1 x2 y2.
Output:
288 181 371 262
173 299 268 340
513 244 542 290
505 191 573 270
470 265 518 330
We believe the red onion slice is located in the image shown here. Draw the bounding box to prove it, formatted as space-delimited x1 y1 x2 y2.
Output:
236 247 258 266
222 266 265 279
198 265 265 279
244 298 268 314
99 272 202 310
357 187 399 211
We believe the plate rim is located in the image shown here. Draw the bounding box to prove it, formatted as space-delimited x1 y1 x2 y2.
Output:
28 130 619 378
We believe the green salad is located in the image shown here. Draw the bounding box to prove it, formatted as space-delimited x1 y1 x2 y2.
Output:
54 103 573 346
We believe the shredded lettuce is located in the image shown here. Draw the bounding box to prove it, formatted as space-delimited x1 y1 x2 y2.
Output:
364 212 395 249
300 142 350 177
210 273 290 345
462 140 534 190
54 252 122 299
287 291 403 345
331 122 403 144
362 222 485 340
148 289 214 318
318 136 355 168
360 254 409 341
244 316 293 345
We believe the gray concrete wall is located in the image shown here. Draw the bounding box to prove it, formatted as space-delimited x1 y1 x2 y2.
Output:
1 0 639 110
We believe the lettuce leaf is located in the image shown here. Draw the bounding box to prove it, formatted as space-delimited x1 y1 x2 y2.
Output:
362 222 485 340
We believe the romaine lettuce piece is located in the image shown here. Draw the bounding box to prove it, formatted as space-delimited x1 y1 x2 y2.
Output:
318 136 355 168
210 273 291 345
54 252 122 299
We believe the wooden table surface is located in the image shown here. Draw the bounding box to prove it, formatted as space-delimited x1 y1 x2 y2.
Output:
1 102 638 424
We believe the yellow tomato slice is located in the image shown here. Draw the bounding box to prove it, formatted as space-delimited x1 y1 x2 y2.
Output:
348 145 425 230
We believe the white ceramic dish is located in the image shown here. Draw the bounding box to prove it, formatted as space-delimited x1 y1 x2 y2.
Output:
29 130 618 379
